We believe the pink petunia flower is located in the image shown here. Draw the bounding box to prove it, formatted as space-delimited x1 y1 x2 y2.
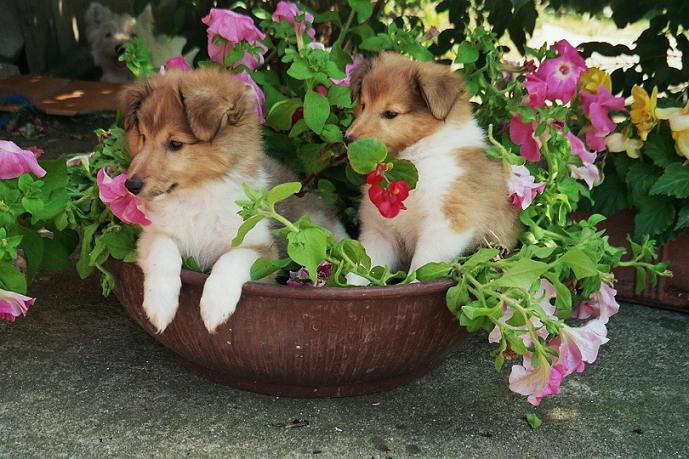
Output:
524 73 547 107
272 1 316 40
574 283 619 324
286 261 333 287
529 362 566 406
235 71 265 124
202 8 267 70
163 55 192 72
585 129 607 152
97 169 151 226
550 320 609 377
535 40 588 103
566 131 596 165
506 164 545 209
569 162 600 190
0 140 47 179
580 86 625 144
331 54 365 87
509 115 542 161
509 353 559 406
0 288 35 322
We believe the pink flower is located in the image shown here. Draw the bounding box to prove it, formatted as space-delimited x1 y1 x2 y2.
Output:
550 320 609 377
509 115 542 161
287 261 333 287
0 288 35 322
529 362 566 406
574 283 619 324
27 146 44 159
272 1 316 40
509 353 560 406
580 87 625 151
524 73 547 107
163 56 191 72
569 163 600 190
535 40 587 103
331 54 365 87
566 131 596 165
97 169 150 226
202 8 267 70
235 71 265 124
0 140 46 179
506 164 545 209
585 129 607 152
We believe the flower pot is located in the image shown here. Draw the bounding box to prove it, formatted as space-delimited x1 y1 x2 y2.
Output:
600 210 689 313
106 260 469 397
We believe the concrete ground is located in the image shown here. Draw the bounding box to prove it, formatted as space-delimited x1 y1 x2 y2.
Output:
1 268 688 458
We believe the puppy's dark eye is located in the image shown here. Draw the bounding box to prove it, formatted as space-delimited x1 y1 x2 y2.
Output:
105 32 112 38
382 111 398 120
168 140 183 151
361 104 366 111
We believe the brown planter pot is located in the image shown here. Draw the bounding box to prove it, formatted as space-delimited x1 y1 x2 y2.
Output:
107 260 469 398
599 210 689 313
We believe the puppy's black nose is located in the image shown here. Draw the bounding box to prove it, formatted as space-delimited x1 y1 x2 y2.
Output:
344 134 357 145
125 177 144 195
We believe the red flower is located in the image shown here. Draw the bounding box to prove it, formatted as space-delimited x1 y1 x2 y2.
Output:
366 163 387 184
368 180 409 218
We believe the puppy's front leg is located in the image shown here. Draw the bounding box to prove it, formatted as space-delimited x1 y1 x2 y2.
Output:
408 226 476 275
200 247 261 333
137 232 182 333
346 226 399 286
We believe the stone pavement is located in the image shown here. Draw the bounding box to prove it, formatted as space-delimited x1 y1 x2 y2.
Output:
1 269 688 458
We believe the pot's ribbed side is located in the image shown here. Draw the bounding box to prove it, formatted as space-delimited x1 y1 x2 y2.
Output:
108 260 469 397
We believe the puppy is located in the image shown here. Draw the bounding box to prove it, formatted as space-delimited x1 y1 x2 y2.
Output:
85 3 197 83
119 68 345 333
346 53 520 282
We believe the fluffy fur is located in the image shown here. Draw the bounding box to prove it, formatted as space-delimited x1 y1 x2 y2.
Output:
85 2 197 83
119 68 345 333
346 53 520 281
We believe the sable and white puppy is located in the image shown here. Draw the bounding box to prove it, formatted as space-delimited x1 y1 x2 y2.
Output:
85 2 197 83
346 53 520 282
119 68 344 333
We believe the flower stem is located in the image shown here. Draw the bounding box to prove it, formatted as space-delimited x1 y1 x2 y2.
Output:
334 9 356 49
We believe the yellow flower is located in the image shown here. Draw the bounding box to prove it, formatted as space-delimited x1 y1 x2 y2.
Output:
630 85 658 141
579 68 612 94
657 101 689 160
605 133 643 159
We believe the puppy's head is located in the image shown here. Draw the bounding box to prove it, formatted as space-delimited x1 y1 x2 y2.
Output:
84 3 153 72
345 53 469 155
118 68 262 201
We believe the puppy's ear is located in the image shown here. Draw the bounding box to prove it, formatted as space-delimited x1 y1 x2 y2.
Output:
137 4 154 29
414 62 466 120
179 71 248 142
85 3 111 28
349 57 372 102
118 80 150 131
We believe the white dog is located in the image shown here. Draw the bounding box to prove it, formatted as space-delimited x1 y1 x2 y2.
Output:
85 2 197 83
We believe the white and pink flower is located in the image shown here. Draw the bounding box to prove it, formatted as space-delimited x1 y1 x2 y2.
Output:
97 169 150 226
0 140 46 179
506 164 545 209
574 283 620 324
0 288 35 322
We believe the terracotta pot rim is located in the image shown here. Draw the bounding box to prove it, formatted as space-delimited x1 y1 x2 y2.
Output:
176 266 456 299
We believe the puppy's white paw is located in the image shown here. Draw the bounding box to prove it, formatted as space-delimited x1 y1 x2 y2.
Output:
346 272 370 287
200 274 243 333
142 284 180 334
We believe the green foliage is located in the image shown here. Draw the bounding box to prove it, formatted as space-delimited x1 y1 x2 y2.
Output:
119 37 155 78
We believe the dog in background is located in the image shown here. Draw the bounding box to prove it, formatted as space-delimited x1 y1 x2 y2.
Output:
85 2 197 83
345 53 520 283
119 68 345 333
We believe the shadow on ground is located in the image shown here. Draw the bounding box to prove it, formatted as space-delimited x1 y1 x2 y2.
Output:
1 268 688 458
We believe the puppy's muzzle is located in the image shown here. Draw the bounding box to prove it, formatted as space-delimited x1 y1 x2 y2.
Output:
125 176 144 195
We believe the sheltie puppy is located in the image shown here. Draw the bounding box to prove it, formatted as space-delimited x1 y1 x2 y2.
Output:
119 68 345 333
345 53 520 283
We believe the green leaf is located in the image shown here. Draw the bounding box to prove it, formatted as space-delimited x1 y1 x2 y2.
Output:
415 262 452 281
232 215 265 247
0 262 27 294
387 159 419 189
327 85 352 107
320 124 343 143
492 259 549 291
250 257 292 281
559 247 599 279
675 204 689 231
287 227 329 282
21 196 44 215
182 256 203 273
303 89 330 134
265 98 302 131
348 0 373 23
17 228 43 281
347 138 388 174
338 239 371 270
626 161 662 196
644 124 678 168
635 196 676 237
455 42 480 64
360 36 386 51
649 163 689 199
526 413 542 429
76 223 98 279
98 229 137 261
462 248 500 269
590 170 629 215
267 182 302 206
287 61 314 80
